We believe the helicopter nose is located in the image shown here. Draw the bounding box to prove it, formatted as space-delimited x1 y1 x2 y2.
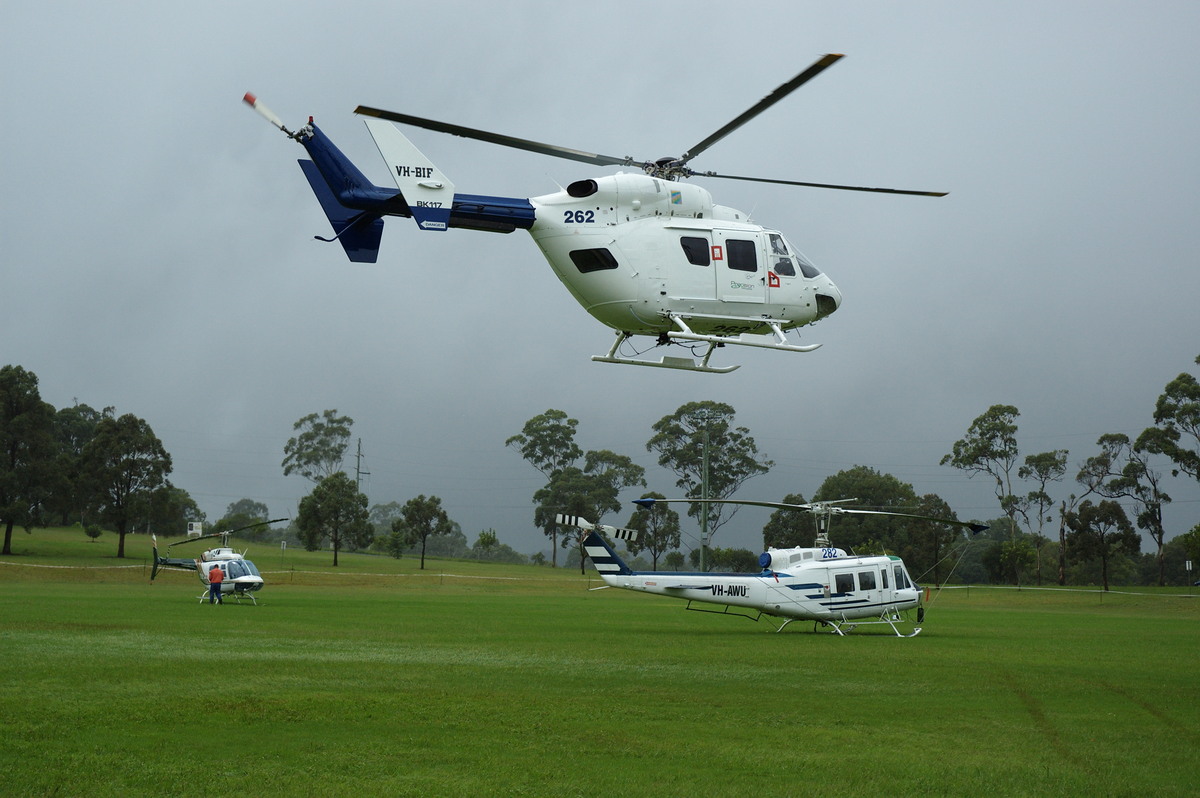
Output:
815 280 842 318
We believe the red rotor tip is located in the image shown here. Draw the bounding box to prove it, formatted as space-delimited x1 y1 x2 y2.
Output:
243 92 257 106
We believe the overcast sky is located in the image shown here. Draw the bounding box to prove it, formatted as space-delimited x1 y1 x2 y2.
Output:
3 1 1198 557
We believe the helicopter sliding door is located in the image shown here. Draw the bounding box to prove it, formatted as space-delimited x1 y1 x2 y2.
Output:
712 229 766 304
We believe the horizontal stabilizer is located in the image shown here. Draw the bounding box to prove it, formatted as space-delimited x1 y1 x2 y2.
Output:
298 160 383 262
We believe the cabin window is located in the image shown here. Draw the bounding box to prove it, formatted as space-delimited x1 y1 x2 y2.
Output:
726 238 758 272
881 569 889 590
894 564 911 589
569 248 619 273
679 236 710 266
834 573 854 594
858 571 876 591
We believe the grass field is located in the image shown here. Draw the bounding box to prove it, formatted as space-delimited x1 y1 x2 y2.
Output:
2 529 1198 796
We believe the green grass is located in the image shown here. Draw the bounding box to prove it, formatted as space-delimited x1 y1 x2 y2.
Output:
2 529 1198 796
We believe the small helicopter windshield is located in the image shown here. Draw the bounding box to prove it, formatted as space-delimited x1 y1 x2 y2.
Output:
769 233 822 279
223 560 260 579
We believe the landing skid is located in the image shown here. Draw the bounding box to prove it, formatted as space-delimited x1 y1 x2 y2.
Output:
774 609 922 637
591 314 820 373
196 591 258 606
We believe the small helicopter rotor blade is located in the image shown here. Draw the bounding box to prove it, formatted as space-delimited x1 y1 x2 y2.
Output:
679 53 844 165
700 171 948 197
354 106 635 169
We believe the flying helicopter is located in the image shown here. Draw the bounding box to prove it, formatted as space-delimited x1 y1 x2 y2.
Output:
151 519 287 604
560 498 985 636
245 53 945 373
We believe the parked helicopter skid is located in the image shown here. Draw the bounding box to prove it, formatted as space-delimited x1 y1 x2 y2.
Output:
564 499 985 636
246 52 944 373
151 519 287 604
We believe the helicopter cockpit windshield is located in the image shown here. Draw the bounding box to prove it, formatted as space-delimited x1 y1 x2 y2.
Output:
768 232 822 279
224 560 261 579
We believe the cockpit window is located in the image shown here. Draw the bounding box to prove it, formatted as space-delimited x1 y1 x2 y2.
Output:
680 236 710 266
796 252 822 279
768 233 795 277
770 232 822 278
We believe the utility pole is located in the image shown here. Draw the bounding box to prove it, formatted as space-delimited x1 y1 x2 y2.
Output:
354 438 370 496
700 417 710 572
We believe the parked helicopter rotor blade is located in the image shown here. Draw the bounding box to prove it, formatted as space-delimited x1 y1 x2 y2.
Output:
678 53 844 165
354 106 635 169
634 497 985 532
696 170 948 197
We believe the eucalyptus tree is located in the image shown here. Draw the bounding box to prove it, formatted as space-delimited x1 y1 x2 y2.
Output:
0 365 56 555
1080 433 1171 585
282 409 354 483
390 494 455 570
295 471 372 566
81 413 172 558
506 409 584 565
1065 499 1139 591
646 400 772 566
1137 354 1200 483
625 491 681 569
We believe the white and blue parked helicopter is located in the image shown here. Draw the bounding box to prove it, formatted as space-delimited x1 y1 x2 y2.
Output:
560 498 985 636
246 53 944 373
151 520 286 604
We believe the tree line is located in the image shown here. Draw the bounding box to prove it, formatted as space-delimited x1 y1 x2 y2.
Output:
0 365 198 557
6 353 1197 586
940 353 1200 588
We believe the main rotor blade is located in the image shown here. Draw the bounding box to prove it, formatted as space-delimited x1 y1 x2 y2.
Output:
634 497 985 532
355 106 634 169
680 53 844 165
701 171 948 197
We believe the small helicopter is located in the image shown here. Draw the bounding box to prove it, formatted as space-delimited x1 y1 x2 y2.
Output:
560 498 985 636
246 53 945 373
151 519 287 604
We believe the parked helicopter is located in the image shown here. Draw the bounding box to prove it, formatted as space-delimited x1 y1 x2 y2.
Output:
151 519 287 604
560 498 985 636
245 53 945 372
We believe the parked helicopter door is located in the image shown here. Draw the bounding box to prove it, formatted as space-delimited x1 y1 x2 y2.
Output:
713 230 766 304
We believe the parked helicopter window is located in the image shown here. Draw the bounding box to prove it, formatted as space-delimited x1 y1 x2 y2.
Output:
894 564 911 589
858 571 877 591
726 239 757 272
834 572 854 594
243 560 261 577
225 561 247 579
881 569 889 590
569 248 619 273
679 236 710 266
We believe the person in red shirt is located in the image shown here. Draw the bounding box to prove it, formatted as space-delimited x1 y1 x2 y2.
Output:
208 564 224 604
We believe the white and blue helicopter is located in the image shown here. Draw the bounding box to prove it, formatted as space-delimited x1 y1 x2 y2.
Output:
151 520 286 604
560 498 985 636
246 53 944 373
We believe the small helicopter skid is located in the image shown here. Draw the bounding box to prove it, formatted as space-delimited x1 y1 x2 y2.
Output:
592 313 821 373
196 589 258 606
